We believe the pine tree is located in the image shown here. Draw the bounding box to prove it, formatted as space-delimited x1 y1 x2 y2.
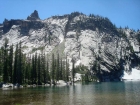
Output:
3 38 9 83
31 55 35 84
13 44 18 84
31 53 38 84
0 47 4 82
25 56 31 84
65 56 69 82
27 60 31 84
71 58 75 84
51 53 55 83
56 53 60 81
37 54 41 85
9 45 13 83
17 42 22 84
21 54 26 84
59 58 63 80
42 54 46 84
0 48 3 75
46 59 50 83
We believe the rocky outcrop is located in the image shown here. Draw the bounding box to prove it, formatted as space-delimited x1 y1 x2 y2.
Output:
2 19 45 34
0 11 140 82
27 10 40 20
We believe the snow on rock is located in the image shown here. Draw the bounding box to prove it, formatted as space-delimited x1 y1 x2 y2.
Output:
75 60 81 66
74 73 82 81
122 68 140 80
56 80 67 86
59 35 64 43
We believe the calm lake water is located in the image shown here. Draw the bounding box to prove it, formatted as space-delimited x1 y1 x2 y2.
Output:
0 81 140 105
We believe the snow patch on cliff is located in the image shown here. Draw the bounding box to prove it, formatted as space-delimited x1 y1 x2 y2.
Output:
122 68 140 80
59 36 64 43
75 60 81 66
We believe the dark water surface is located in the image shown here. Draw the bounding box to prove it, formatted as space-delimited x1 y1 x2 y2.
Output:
0 81 140 105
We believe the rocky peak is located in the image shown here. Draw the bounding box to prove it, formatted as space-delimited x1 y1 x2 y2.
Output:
27 10 40 20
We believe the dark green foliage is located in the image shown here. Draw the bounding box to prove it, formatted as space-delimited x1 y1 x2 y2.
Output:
3 38 9 83
56 53 60 81
0 49 3 77
42 54 46 84
46 60 50 82
0 40 70 85
51 53 55 82
9 45 13 83
13 44 18 84
37 55 41 85
71 58 75 84
75 65 88 74
59 58 63 80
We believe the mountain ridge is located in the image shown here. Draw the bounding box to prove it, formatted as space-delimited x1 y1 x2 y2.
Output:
0 10 140 82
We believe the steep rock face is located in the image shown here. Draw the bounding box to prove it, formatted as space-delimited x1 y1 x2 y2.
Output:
3 10 42 34
2 19 45 34
0 11 140 81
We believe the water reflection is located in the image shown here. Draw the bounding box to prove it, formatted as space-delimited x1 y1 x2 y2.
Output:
0 82 140 105
124 81 140 105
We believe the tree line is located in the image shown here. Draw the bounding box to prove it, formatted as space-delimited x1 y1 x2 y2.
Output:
0 39 71 85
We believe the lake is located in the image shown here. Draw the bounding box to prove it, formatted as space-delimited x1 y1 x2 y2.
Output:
0 81 140 105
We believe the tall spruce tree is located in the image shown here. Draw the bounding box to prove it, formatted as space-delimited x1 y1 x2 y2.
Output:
9 45 13 83
35 53 38 84
42 54 46 84
60 58 63 80
0 47 4 82
37 54 41 85
65 56 69 82
0 48 3 76
72 58 75 84
13 44 18 84
56 53 60 81
51 53 55 83
17 42 22 84
46 59 50 83
31 55 35 84
3 38 9 83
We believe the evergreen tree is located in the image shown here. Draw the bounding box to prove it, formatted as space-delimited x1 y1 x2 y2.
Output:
17 42 22 84
0 48 3 75
9 45 13 83
65 56 69 82
0 47 4 82
25 56 31 84
13 44 18 84
21 54 26 84
54 59 57 82
27 60 31 84
71 58 75 84
59 58 63 80
46 59 50 83
51 53 55 83
42 54 46 84
31 53 38 84
37 54 41 85
34 53 37 84
31 55 35 84
56 53 60 81
3 38 9 83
